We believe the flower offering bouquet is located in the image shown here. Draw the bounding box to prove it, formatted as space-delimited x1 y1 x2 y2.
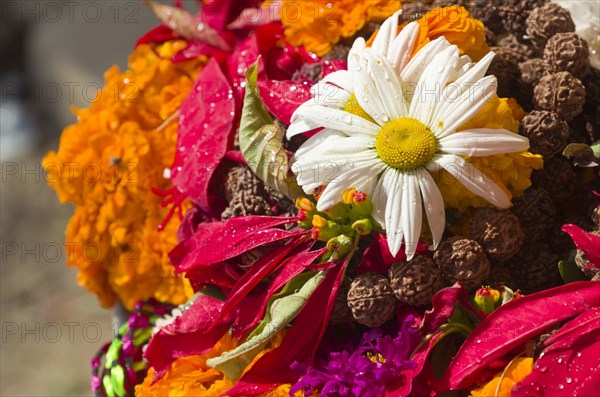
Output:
44 0 600 396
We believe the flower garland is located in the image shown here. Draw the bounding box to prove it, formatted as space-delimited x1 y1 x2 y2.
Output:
45 1 600 397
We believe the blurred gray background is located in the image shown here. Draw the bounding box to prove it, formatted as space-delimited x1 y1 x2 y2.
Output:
0 1 172 395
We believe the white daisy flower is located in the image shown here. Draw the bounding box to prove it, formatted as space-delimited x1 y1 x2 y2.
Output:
287 14 531 259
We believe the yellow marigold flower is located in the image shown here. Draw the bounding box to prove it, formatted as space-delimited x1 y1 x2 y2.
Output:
413 5 489 61
434 97 543 211
470 357 534 397
281 0 401 56
43 40 202 309
265 384 308 397
135 334 238 397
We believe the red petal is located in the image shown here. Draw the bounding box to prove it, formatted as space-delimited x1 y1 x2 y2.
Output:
562 224 600 269
512 307 600 397
136 25 178 47
421 283 479 336
244 242 326 333
144 295 233 380
438 281 600 391
170 216 301 273
257 80 312 125
226 258 349 396
170 58 235 217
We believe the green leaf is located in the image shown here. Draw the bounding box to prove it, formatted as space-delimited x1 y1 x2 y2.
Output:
239 60 302 199
563 143 600 167
558 255 587 284
206 271 325 380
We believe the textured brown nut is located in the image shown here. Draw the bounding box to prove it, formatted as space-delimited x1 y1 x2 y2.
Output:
484 264 515 289
487 47 520 98
498 0 545 39
519 58 549 86
525 3 575 50
434 237 491 291
517 58 549 110
544 32 591 78
511 188 557 241
224 166 268 203
531 157 577 200
520 110 570 157
508 243 561 293
221 193 273 220
347 273 397 327
500 35 536 63
388 256 445 306
574 229 600 280
533 72 586 121
469 208 525 262
330 277 353 325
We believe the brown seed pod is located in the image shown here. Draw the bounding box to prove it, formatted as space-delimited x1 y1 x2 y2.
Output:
533 71 586 121
510 188 557 241
484 263 516 289
221 193 273 220
517 58 549 110
519 58 549 86
388 256 445 306
499 35 536 63
487 46 520 98
434 237 491 291
347 273 397 327
531 157 577 200
469 208 525 262
498 0 545 40
330 277 353 325
544 32 591 78
508 243 562 294
223 165 268 203
519 110 570 158
525 3 575 51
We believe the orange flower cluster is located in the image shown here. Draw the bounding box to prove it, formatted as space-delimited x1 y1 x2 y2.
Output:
135 334 238 397
280 0 401 56
413 5 489 61
43 41 202 309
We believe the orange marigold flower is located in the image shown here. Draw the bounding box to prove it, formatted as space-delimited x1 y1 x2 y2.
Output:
135 334 238 397
43 40 202 309
281 0 401 56
469 357 534 397
413 5 489 61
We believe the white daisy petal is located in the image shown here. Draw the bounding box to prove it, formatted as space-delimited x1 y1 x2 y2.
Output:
310 81 351 108
293 129 344 158
401 37 452 85
293 104 380 136
388 21 420 74
429 154 511 208
438 128 530 157
416 169 445 248
317 160 387 211
409 45 460 126
433 75 498 138
320 70 354 93
362 48 407 119
401 172 423 260
375 168 404 256
371 10 401 55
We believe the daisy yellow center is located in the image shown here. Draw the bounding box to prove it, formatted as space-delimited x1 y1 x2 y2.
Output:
375 118 436 171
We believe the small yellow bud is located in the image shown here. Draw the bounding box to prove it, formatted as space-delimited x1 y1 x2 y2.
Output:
342 188 357 205
312 214 328 228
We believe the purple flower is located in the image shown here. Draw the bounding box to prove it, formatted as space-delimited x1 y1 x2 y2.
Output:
291 316 419 397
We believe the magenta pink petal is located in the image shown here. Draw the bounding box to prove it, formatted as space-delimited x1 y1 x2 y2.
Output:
562 224 600 269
